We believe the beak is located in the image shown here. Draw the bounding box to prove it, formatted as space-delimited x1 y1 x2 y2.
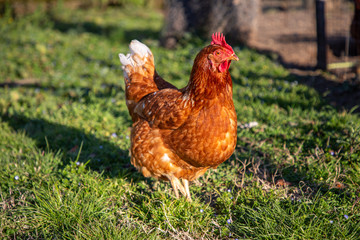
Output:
228 53 239 61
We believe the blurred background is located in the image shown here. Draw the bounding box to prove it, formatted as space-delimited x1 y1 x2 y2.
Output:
0 0 359 109
2 0 359 68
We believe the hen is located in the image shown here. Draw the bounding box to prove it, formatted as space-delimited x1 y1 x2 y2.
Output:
119 33 238 201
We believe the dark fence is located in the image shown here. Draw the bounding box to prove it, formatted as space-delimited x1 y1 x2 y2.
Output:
260 0 358 78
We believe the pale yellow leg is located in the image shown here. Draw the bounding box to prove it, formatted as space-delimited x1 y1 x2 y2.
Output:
170 177 180 199
169 176 190 201
174 177 186 197
182 179 192 202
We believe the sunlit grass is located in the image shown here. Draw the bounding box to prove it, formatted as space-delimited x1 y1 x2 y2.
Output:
0 3 359 239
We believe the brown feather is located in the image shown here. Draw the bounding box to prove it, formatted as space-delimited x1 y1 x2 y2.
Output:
122 41 237 198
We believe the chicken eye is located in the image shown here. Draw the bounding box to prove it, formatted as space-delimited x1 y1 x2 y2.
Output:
215 51 220 56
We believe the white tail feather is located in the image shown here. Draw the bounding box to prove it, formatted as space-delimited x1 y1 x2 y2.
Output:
119 40 153 78
129 40 151 59
119 53 134 67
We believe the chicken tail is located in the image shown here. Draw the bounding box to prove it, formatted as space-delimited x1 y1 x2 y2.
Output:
119 40 154 81
119 40 159 118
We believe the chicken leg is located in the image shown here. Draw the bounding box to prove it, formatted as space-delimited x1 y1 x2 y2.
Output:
182 179 192 202
170 176 192 202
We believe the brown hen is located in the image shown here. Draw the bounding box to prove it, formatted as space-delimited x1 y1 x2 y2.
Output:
119 33 238 201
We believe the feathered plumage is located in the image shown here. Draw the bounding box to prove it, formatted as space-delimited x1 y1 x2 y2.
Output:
119 33 238 201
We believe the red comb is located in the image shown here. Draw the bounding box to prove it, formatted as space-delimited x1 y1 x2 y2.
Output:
211 32 234 53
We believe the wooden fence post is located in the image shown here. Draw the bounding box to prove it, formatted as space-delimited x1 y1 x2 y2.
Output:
316 0 327 70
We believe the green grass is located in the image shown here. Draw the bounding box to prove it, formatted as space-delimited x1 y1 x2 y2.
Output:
1 3 360 239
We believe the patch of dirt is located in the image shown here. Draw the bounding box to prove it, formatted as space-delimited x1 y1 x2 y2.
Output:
249 5 360 113
250 10 318 67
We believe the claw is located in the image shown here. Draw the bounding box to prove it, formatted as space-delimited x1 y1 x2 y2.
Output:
169 176 192 202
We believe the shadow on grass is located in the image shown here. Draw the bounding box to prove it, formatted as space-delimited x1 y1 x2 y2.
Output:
50 14 160 43
232 71 330 112
287 72 360 113
0 113 145 182
222 146 352 207
251 48 360 114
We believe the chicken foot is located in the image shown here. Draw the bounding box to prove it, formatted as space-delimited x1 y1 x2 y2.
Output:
170 177 192 202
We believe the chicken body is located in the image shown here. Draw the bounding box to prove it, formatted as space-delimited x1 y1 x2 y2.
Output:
119 34 238 200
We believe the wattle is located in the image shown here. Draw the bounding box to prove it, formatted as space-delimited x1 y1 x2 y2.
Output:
219 60 231 72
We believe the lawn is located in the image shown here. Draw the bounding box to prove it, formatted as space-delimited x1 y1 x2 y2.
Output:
0 3 360 239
